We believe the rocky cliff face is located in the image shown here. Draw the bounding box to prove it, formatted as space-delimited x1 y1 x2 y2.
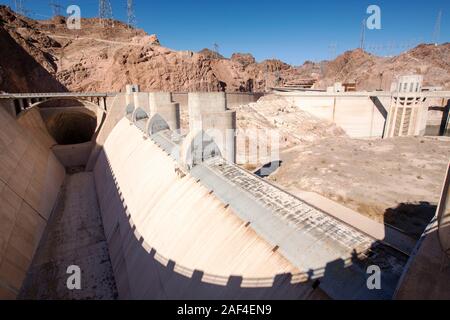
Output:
0 5 449 93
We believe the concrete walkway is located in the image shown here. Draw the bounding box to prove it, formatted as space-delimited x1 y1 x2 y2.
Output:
292 189 417 255
19 172 117 299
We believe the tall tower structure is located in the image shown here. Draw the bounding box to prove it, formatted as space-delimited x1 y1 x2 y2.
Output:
433 10 442 45
98 0 114 27
127 0 136 28
359 19 366 50
14 0 26 15
49 1 63 17
213 43 220 59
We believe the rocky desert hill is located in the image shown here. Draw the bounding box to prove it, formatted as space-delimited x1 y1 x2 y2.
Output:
0 5 449 93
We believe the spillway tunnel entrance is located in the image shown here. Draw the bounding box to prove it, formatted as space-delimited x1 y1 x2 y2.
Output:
46 111 97 145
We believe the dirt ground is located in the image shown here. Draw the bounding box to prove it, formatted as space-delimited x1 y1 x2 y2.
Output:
268 136 450 238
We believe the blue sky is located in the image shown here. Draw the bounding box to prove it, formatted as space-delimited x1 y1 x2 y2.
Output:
3 0 449 65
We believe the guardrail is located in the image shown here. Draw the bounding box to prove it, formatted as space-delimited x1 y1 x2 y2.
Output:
0 92 116 99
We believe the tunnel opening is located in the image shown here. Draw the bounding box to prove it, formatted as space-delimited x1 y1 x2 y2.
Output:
46 111 97 145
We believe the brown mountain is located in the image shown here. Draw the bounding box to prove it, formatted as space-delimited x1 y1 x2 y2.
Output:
0 5 448 93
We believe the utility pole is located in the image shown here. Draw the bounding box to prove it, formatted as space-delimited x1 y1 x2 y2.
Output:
98 0 114 27
433 10 442 45
127 0 137 28
49 1 63 17
359 19 366 50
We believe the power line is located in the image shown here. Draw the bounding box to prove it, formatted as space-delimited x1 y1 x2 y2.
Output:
127 0 136 28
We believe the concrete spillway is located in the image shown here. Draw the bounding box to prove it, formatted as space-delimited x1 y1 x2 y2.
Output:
0 91 417 300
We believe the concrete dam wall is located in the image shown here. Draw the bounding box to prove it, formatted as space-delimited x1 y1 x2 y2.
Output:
93 118 317 299
0 107 65 298
0 90 423 299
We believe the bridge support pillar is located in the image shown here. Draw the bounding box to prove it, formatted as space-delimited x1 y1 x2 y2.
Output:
18 98 25 111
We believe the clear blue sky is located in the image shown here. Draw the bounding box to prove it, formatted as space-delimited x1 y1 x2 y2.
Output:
3 0 449 65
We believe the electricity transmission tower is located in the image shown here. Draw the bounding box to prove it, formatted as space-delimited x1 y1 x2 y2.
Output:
127 0 137 28
49 1 63 17
359 19 366 50
433 10 442 45
98 0 114 27
213 43 220 59
14 0 27 15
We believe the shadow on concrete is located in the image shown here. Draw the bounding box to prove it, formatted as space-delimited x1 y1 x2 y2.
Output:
439 100 450 136
370 96 388 137
94 148 328 300
384 202 437 239
90 144 417 300
426 99 450 137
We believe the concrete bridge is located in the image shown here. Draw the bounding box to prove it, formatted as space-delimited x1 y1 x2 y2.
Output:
0 92 114 116
0 88 448 300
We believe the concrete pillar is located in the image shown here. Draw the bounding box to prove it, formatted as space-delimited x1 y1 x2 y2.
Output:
18 98 24 111
148 92 180 131
154 103 180 131
125 84 139 107
149 92 172 115
202 111 236 163
187 92 236 163
188 92 226 133
134 92 150 114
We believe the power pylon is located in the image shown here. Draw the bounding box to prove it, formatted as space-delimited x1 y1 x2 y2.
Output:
14 0 27 15
433 10 442 45
99 0 114 27
49 1 63 17
359 19 366 50
127 0 136 28
213 43 220 59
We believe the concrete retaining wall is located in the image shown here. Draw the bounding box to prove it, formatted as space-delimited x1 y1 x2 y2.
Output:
282 95 389 138
52 142 94 168
86 94 127 171
0 107 65 299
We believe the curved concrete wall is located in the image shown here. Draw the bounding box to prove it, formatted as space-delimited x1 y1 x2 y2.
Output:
0 107 65 299
93 118 319 299
86 94 127 171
